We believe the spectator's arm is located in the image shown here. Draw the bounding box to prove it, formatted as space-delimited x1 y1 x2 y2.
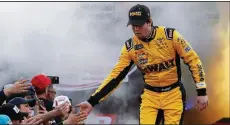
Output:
34 110 60 123
0 90 7 105
34 102 70 122
0 79 30 105
21 116 43 124
0 87 14 105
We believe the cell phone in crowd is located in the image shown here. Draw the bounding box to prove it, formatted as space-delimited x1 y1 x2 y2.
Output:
38 100 44 107
69 98 72 105
38 100 45 110
47 76 59 84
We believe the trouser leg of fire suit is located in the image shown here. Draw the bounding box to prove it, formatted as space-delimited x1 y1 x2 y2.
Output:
140 84 186 125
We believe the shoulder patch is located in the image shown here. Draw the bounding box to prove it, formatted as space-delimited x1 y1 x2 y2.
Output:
164 28 175 40
125 38 133 51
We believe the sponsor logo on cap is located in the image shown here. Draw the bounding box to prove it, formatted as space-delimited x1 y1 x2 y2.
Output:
130 11 142 16
13 106 20 114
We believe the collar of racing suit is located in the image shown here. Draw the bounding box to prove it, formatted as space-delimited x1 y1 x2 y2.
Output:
139 26 156 43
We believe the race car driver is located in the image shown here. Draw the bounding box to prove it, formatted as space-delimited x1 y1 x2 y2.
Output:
77 4 209 124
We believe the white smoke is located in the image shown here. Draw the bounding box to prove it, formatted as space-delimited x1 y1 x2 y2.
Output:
0 2 118 85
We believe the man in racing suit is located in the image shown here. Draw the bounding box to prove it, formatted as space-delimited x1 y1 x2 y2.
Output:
77 4 208 124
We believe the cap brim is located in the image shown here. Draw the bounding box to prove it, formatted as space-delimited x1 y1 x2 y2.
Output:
126 20 146 27
126 20 131 26
26 99 36 107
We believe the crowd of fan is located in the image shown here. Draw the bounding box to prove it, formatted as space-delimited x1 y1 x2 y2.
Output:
0 74 87 124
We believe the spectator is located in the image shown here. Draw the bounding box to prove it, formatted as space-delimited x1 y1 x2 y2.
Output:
31 74 62 124
0 107 43 125
46 84 56 102
8 97 36 118
0 115 12 124
31 74 56 111
52 96 88 124
0 79 31 105
53 95 72 120
0 103 28 124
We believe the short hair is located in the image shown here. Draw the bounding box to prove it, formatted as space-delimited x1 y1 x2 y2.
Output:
147 18 153 26
34 87 46 95
47 84 53 90
35 83 55 95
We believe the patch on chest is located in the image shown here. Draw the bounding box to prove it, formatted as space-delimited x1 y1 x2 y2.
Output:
125 38 133 51
140 59 175 73
156 38 168 49
136 51 148 65
134 44 144 50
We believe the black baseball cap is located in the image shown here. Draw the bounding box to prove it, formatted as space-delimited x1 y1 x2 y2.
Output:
0 104 28 120
127 4 151 26
8 97 36 107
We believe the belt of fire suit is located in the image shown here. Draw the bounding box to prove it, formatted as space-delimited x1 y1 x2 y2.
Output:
144 82 181 93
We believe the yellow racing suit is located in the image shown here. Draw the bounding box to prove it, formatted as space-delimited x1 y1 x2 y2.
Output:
88 26 207 124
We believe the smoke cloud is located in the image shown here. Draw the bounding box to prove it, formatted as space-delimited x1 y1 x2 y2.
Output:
0 2 228 124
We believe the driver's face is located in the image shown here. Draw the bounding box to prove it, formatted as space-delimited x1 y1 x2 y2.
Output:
131 22 150 39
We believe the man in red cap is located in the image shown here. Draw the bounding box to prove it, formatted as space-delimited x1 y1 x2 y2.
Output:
31 74 56 112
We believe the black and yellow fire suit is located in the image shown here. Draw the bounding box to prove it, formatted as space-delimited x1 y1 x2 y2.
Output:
88 26 207 124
